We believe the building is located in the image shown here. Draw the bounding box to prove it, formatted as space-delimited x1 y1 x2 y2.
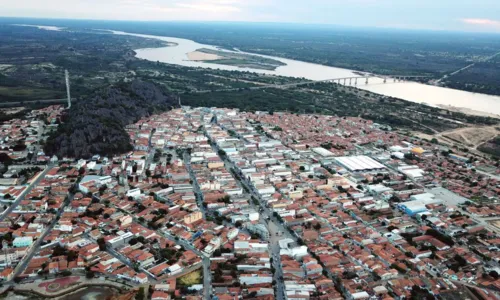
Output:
13 236 33 248
312 147 335 157
107 232 134 249
184 211 202 225
397 194 442 216
234 240 268 254
246 223 270 239
334 156 386 173
279 238 308 258
398 165 425 180
239 274 273 285
0 268 13 281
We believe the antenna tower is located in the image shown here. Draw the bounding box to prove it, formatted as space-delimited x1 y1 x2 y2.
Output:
65 69 71 108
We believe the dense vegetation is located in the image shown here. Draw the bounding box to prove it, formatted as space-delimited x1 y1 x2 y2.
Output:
182 83 498 133
443 54 500 96
477 136 500 157
0 24 165 102
0 24 304 104
0 20 497 142
5 18 499 78
44 81 178 158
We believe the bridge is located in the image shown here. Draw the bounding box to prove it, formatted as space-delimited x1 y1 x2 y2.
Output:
325 74 428 85
271 74 429 89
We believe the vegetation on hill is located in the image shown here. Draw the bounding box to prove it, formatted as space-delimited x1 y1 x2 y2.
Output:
478 135 500 157
43 81 178 158
0 22 497 142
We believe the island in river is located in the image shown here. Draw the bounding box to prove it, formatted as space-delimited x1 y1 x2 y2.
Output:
187 48 286 71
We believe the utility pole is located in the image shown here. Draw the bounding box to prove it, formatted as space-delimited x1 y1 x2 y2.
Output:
65 69 71 109
3 240 10 267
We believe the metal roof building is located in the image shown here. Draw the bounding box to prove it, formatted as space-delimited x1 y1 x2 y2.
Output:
335 155 386 172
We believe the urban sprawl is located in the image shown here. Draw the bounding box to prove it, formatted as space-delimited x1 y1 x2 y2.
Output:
0 105 500 300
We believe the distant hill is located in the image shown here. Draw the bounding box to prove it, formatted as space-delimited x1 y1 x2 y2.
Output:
44 81 178 159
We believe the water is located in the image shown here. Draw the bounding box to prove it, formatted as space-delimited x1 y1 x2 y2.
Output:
14 25 500 116
111 30 500 116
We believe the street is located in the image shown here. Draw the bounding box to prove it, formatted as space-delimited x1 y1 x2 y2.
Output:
0 165 52 222
206 129 290 300
10 180 76 280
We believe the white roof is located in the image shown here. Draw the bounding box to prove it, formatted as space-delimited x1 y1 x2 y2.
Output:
335 156 386 172
312 147 335 157
13 236 33 242
352 291 370 299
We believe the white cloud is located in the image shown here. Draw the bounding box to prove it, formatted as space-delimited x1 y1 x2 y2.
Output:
462 18 500 27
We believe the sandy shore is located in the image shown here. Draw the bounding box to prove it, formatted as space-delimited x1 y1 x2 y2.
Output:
437 104 500 119
187 51 222 61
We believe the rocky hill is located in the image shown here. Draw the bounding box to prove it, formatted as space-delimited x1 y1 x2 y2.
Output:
44 81 178 159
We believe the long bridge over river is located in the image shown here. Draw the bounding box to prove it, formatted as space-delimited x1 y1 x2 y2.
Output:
271 74 429 89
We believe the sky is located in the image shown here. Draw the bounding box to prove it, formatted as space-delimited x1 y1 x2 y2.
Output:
1 0 500 32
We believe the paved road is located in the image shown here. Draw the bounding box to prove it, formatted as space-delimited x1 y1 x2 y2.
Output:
159 231 212 299
83 232 157 282
476 169 500 181
0 165 52 222
183 152 207 218
206 125 289 300
11 181 75 280
110 148 213 299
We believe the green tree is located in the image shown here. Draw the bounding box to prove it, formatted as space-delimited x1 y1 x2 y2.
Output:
135 287 145 300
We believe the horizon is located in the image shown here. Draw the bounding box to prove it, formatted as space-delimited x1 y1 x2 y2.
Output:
1 0 500 33
3 16 500 36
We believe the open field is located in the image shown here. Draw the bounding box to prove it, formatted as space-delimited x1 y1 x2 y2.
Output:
437 104 500 119
177 270 202 286
440 126 499 149
0 86 64 101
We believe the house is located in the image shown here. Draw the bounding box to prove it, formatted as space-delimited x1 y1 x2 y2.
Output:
48 261 59 274
134 273 148 284
13 236 33 248
152 291 171 300
0 268 13 281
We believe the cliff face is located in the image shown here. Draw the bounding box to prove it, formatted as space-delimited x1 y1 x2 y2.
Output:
44 81 178 159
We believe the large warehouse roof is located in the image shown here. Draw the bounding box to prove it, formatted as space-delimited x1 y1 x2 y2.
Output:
335 156 386 172
312 147 335 157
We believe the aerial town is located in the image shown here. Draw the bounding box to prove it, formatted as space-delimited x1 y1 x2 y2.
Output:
0 104 500 300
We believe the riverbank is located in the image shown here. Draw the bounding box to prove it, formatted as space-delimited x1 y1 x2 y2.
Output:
11 25 500 118
187 50 222 61
186 48 286 71
115 30 500 116
437 104 500 119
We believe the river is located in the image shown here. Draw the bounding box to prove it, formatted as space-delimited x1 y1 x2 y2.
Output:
16 25 500 116
110 30 500 117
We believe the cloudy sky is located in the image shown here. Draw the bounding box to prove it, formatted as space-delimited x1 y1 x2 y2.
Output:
1 0 500 32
